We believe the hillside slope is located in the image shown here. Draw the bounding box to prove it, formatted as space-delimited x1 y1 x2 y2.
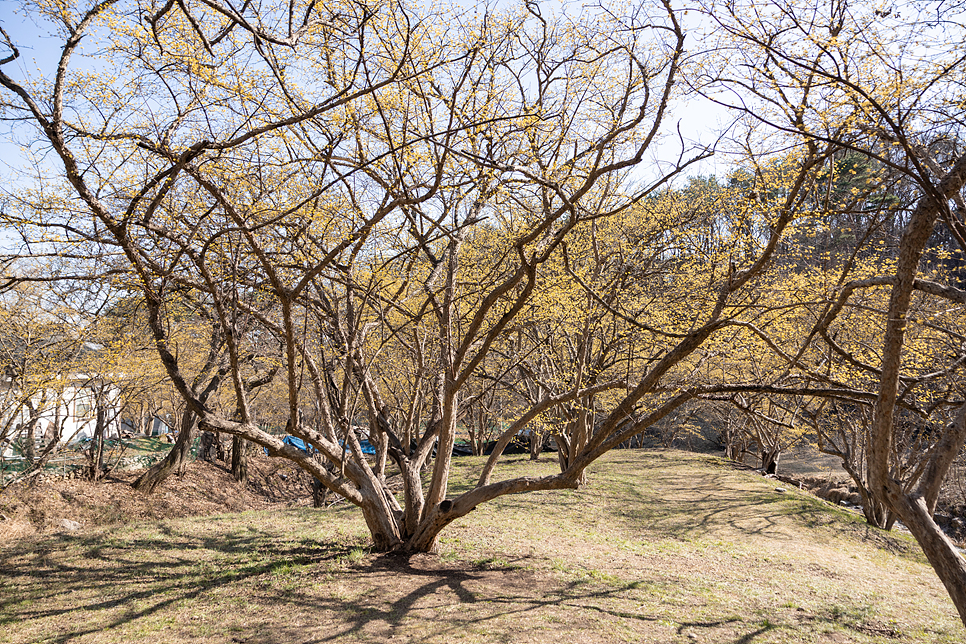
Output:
0 449 960 643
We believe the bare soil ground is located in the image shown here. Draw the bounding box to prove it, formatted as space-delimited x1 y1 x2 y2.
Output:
0 454 319 540
0 449 962 643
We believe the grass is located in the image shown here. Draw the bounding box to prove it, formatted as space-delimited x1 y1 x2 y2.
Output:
0 448 961 643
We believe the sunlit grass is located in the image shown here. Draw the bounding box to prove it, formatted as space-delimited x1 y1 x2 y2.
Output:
0 449 960 643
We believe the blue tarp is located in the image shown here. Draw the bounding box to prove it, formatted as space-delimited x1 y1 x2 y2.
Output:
283 435 310 452
266 435 376 456
264 435 316 455
341 439 376 455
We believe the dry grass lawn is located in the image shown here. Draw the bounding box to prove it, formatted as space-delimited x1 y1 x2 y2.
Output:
0 449 961 643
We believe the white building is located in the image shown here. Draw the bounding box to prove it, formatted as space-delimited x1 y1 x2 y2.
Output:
0 367 123 459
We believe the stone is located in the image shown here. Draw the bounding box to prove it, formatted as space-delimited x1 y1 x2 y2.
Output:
826 487 849 504
57 519 81 531
775 487 786 493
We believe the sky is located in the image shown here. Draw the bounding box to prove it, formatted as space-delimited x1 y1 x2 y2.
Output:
0 4 71 188
0 0 728 222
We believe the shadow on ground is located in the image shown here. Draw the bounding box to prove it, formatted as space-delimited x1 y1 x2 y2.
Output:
1 519 790 644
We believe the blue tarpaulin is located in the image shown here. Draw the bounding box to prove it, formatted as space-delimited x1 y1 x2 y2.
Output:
341 439 376 455
265 435 376 456
264 435 316 455
283 435 310 452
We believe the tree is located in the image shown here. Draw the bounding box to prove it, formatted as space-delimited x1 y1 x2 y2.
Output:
7 8 964 637
701 0 966 623
0 282 86 483
0 273 167 485
0 0 718 552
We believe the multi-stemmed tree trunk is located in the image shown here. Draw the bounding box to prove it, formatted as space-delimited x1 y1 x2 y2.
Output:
812 403 897 529
0 0 706 554
230 436 249 484
7 0 966 632
131 322 230 492
867 153 966 625
0 0 825 556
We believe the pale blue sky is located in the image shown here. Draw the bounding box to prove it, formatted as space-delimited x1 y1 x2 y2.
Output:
0 0 725 203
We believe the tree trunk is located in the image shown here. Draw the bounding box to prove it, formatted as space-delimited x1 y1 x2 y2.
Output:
401 459 425 537
723 425 742 460
132 409 196 493
406 504 448 553
887 485 966 626
856 486 896 530
231 435 248 484
867 152 966 628
359 488 403 551
553 432 570 471
199 431 216 462
215 432 227 462
371 417 388 482
761 446 780 475
23 416 36 466
837 458 896 530
919 405 966 516
529 430 542 461
312 476 327 507
89 406 107 481
569 403 589 467
468 407 484 456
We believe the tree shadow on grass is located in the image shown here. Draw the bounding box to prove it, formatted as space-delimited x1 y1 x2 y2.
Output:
621 471 812 537
577 454 853 544
220 552 751 644
0 517 361 642
2 524 777 644
489 468 820 546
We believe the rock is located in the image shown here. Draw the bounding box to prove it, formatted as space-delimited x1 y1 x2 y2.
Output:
803 476 823 488
57 519 81 531
826 487 849 504
775 487 786 493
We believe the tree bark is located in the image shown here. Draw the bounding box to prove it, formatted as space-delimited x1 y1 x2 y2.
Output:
855 486 895 530
132 409 196 492
867 152 966 626
231 435 248 484
886 485 966 626
89 405 107 481
919 404 966 516
23 421 35 465
529 430 542 461
361 501 403 552
761 446 780 475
